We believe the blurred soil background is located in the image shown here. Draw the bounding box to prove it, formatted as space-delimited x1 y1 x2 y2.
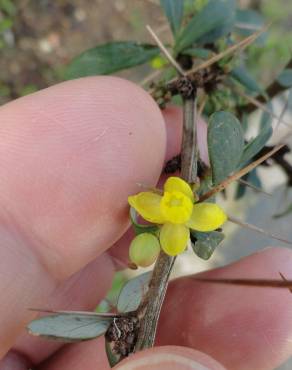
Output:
1 1 292 368
1 0 292 104
0 0 165 104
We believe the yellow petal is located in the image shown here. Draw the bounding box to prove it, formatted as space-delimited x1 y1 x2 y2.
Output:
164 177 195 202
128 192 165 223
186 203 227 232
160 223 189 256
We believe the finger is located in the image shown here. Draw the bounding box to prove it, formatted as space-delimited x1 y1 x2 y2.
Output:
0 76 166 357
115 347 226 370
162 106 183 160
39 339 225 370
37 338 109 370
158 247 292 370
8 253 114 367
0 76 165 278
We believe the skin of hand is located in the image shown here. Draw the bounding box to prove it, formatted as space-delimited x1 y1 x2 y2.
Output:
0 77 291 370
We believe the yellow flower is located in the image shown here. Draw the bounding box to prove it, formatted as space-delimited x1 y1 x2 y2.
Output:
128 177 227 256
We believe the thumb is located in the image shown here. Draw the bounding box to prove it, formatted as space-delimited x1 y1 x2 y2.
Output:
115 346 226 370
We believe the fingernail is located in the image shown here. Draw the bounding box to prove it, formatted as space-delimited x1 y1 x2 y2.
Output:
115 347 225 370
117 354 209 369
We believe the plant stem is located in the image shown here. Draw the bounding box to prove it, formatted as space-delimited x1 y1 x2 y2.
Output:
134 87 198 351
181 95 198 183
134 251 175 350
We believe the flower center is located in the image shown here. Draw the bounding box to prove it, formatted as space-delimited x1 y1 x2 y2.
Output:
160 191 193 224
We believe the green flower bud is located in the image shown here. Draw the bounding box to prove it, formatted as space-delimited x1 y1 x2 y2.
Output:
129 233 160 267
150 55 167 69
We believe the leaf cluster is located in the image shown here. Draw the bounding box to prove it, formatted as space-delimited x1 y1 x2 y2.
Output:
63 0 292 253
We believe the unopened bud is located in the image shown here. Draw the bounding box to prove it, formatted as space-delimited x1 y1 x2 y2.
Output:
129 233 160 267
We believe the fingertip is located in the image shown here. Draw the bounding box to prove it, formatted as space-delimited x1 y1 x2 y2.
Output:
0 76 166 277
115 346 226 370
162 106 183 161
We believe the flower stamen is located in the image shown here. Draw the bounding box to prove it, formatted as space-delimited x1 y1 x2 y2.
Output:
160 191 193 224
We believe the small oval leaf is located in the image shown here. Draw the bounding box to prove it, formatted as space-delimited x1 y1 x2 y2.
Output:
239 124 273 168
208 111 244 184
160 0 184 36
65 42 159 80
231 66 265 95
191 230 225 260
27 313 112 342
235 9 265 43
117 271 151 313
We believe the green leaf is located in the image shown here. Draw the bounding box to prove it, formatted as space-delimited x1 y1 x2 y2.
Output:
208 111 244 184
230 66 265 95
235 9 265 43
274 203 292 219
160 0 184 36
191 230 225 260
117 272 151 313
0 18 13 32
175 0 236 53
0 0 16 15
27 312 112 342
105 340 121 368
196 2 236 45
259 101 273 130
130 207 159 236
65 42 159 79
96 272 126 313
277 68 292 88
239 124 273 168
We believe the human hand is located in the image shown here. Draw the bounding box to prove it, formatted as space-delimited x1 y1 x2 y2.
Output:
0 77 291 370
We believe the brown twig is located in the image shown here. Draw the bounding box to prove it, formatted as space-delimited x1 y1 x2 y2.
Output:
192 277 292 289
134 252 175 350
148 28 266 97
134 29 198 353
199 144 284 202
181 95 198 182
168 26 267 85
237 178 271 196
232 84 291 128
228 215 292 245
135 91 197 350
146 25 185 76
254 145 292 187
